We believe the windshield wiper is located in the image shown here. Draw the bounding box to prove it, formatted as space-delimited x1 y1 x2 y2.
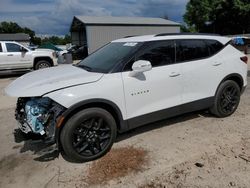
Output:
75 64 92 72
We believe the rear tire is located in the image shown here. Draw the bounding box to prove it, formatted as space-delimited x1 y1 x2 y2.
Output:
34 60 51 70
60 108 117 162
210 80 241 117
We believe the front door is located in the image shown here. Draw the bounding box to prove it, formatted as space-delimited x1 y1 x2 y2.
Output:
4 42 32 69
121 40 182 128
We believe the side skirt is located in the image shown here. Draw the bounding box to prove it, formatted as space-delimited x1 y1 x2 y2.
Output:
126 97 214 130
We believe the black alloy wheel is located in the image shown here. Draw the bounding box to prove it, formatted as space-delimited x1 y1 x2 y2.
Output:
60 108 117 162
219 84 240 115
210 80 241 117
73 117 112 156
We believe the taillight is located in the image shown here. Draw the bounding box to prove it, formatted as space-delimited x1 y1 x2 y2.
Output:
240 56 248 64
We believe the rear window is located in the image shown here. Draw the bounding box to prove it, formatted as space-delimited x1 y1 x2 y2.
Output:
0 43 2 52
205 40 224 55
176 40 210 62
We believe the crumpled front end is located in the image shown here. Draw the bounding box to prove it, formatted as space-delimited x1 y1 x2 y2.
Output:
15 97 66 143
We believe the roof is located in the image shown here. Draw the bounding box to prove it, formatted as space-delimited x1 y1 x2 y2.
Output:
0 33 30 41
74 16 180 26
112 34 231 45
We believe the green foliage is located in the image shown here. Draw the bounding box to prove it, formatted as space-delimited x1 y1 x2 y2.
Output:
180 24 197 33
0 21 38 44
183 0 250 34
0 21 23 33
41 34 71 45
32 37 42 46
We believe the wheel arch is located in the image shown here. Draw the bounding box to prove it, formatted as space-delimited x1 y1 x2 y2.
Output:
55 99 128 144
33 56 53 68
221 73 244 91
214 73 244 96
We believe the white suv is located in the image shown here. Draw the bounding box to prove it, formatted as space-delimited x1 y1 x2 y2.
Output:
0 41 57 72
5 34 248 162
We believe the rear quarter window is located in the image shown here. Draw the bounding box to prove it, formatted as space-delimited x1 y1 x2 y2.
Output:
0 43 2 52
205 40 224 55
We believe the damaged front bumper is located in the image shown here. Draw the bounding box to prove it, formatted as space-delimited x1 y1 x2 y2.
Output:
15 97 66 143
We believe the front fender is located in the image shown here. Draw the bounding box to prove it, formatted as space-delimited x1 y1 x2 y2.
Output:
54 98 128 146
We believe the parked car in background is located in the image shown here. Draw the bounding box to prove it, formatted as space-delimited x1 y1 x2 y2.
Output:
0 41 57 72
67 45 88 60
231 36 250 54
39 43 67 57
5 34 248 162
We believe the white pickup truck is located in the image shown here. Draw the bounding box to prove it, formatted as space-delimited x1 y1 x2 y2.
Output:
0 41 57 72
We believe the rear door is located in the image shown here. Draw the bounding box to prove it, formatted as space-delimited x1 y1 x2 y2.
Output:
122 40 183 127
176 39 224 104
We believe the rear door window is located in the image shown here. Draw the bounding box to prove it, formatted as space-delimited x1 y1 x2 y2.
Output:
0 43 2 52
176 40 210 62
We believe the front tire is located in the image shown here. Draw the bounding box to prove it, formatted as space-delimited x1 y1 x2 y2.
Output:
210 80 241 117
34 60 51 70
60 108 117 162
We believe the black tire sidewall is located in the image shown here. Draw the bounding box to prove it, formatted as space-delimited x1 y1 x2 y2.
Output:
60 108 117 162
35 60 51 70
213 80 240 117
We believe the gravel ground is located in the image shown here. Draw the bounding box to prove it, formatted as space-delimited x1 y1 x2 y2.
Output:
0 68 250 188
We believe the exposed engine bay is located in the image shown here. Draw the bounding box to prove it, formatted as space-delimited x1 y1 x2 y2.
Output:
15 97 66 143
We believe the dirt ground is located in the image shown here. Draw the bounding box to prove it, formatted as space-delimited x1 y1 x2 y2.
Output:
0 68 250 188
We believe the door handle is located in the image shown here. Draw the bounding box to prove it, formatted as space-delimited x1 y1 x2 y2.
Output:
212 62 222 66
169 72 180 77
7 54 13 56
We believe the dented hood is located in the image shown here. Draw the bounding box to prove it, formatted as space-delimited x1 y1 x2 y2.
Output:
5 65 103 97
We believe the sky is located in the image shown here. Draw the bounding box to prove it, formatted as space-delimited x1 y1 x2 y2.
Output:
0 0 189 36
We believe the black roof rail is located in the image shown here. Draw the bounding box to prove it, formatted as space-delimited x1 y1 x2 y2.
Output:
155 33 221 37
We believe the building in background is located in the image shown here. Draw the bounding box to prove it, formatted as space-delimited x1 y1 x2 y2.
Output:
0 33 30 46
70 16 180 54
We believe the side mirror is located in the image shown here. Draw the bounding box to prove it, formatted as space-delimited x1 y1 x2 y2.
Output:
129 60 152 77
20 46 27 52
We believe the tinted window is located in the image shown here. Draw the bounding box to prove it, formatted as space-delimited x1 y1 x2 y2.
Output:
176 40 209 62
0 43 2 52
136 40 175 67
77 42 142 73
6 43 21 52
205 40 224 55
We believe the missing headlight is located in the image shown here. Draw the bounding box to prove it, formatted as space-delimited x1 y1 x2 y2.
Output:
16 97 66 142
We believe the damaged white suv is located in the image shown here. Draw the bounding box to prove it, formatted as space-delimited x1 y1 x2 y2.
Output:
5 34 248 162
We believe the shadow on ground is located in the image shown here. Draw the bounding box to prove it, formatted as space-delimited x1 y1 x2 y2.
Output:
13 129 59 162
13 109 212 163
0 72 26 79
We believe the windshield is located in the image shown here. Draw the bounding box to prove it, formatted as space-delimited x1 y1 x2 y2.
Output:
76 42 142 73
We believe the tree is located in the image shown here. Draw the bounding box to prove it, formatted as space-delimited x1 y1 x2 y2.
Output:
41 34 71 45
0 21 40 44
0 21 72 45
63 34 71 44
183 0 250 34
0 21 23 33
